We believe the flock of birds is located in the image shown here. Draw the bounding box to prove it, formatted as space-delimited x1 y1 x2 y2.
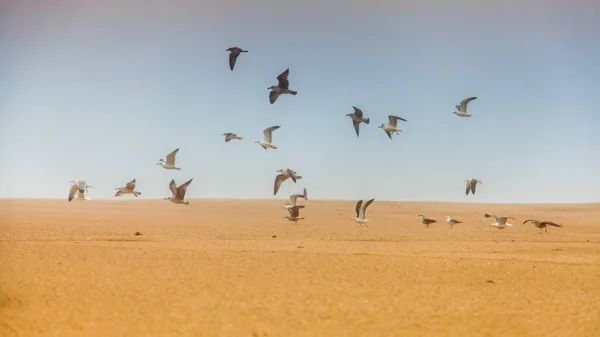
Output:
66 46 563 234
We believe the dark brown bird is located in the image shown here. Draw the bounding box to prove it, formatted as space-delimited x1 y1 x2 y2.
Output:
346 106 370 137
226 47 248 71
466 179 482 195
523 219 563 234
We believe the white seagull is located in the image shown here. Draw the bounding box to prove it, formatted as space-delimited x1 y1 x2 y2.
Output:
283 188 308 209
157 148 181 170
466 179 482 195
274 169 302 195
284 205 305 225
164 178 193 205
268 68 297 104
378 115 407 139
114 179 141 197
444 216 463 229
222 133 243 142
255 126 281 150
484 213 516 231
351 198 375 227
452 96 478 117
68 180 93 202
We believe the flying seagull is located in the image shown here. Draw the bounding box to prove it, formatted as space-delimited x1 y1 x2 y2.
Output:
268 68 297 104
165 178 193 205
378 115 407 139
283 188 308 209
466 179 482 195
346 106 370 137
351 198 375 226
523 219 563 234
444 216 463 229
68 180 93 202
274 169 302 195
483 213 516 231
255 126 280 150
284 205 305 225
114 179 141 197
157 148 181 170
452 96 478 117
418 214 437 228
226 46 248 71
222 133 243 142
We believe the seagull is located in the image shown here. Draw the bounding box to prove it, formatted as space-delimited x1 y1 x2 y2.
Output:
255 126 280 150
484 213 516 231
164 178 193 205
68 180 93 202
444 216 463 229
466 179 482 195
157 148 181 170
523 219 563 234
222 133 243 142
284 205 305 224
346 106 370 137
452 96 478 117
226 46 248 71
274 169 302 195
283 188 308 209
114 179 141 197
378 115 407 139
418 214 437 228
351 199 375 227
268 68 297 104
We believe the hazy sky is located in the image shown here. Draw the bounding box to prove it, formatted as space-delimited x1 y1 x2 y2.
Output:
1 0 599 203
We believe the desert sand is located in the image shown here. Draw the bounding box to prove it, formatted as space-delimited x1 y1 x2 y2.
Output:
1 199 599 336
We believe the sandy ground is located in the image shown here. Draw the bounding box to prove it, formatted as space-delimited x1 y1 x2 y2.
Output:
1 199 599 337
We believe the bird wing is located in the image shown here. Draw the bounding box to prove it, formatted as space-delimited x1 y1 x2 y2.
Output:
177 178 193 200
541 221 562 227
352 120 361 137
303 188 308 200
276 68 290 89
166 148 179 165
263 126 280 143
522 219 537 224
125 179 136 190
385 130 393 140
169 179 178 198
352 106 363 118
289 193 303 206
228 51 239 71
460 97 477 112
269 91 280 104
485 213 500 222
68 183 78 202
465 180 471 195
287 169 298 183
274 174 288 195
471 179 477 194
360 198 375 219
355 200 363 218
388 115 407 128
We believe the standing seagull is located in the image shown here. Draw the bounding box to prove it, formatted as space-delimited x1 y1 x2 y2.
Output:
351 199 375 227
226 46 248 71
444 216 463 229
274 169 302 195
268 68 297 104
222 133 243 142
523 219 563 234
378 115 407 139
484 213 516 231
466 179 482 195
255 126 281 150
157 148 181 170
164 178 193 205
346 106 370 137
452 96 478 117
284 205 305 225
283 188 308 209
114 179 141 197
418 214 437 228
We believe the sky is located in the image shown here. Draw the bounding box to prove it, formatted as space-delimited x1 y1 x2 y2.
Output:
1 0 599 203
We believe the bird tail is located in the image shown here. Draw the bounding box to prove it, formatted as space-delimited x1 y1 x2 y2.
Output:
364 118 370 124
175 167 181 170
296 175 302 180
238 137 243 140
271 145 278 149
548 222 562 227
289 90 298 95
134 192 141 197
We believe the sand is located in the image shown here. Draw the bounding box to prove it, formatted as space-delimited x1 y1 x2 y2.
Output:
1 199 599 336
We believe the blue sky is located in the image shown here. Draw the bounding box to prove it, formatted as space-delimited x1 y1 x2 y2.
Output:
1 0 599 203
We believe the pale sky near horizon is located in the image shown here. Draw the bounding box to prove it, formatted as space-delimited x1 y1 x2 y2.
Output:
1 0 599 203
